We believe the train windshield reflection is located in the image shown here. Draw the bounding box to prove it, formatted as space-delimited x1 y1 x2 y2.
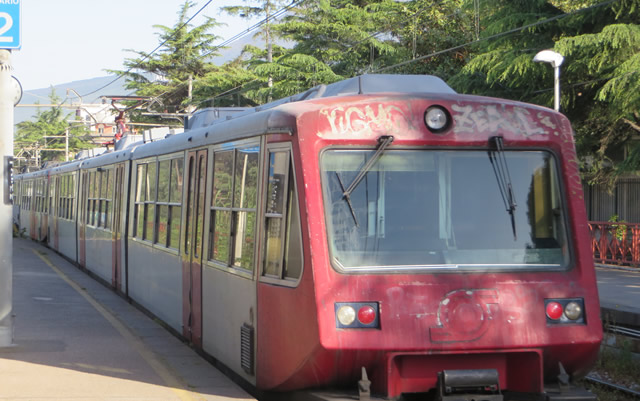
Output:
321 149 570 271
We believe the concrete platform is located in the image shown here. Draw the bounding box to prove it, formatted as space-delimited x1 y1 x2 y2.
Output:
0 237 255 401
596 266 640 327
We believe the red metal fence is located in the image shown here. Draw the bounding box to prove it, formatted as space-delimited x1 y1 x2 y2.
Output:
589 221 640 268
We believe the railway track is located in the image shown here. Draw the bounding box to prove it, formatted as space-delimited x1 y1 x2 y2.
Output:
607 324 640 340
584 375 640 398
583 324 640 398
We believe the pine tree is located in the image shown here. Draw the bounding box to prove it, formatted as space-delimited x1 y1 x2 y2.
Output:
110 1 222 114
450 0 640 184
275 0 398 78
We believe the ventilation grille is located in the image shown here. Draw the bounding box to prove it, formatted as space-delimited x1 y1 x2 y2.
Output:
240 323 254 375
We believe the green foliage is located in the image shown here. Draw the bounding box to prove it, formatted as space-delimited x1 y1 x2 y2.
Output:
14 89 93 164
450 0 640 186
193 62 259 107
107 0 640 188
109 1 223 112
608 214 628 241
275 0 400 77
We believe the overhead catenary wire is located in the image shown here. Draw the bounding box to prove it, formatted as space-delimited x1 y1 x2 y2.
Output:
134 0 304 111
189 0 620 107
79 0 214 98
373 0 616 73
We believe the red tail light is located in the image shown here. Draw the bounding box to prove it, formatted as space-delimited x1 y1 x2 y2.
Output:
546 302 563 320
357 305 377 325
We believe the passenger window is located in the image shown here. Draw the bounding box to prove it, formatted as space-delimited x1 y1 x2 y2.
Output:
134 155 183 249
168 158 184 249
134 163 148 239
209 146 259 272
263 149 303 281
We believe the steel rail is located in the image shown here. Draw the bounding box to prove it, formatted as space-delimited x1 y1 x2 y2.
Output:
608 324 640 339
585 375 640 398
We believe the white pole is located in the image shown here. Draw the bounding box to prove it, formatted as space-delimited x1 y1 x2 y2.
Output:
0 49 14 347
554 65 561 112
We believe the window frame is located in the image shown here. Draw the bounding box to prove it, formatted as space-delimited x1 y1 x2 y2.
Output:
84 167 114 231
204 139 261 279
131 153 184 254
319 145 574 274
259 143 304 287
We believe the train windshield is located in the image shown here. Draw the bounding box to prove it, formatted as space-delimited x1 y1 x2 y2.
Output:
321 149 570 272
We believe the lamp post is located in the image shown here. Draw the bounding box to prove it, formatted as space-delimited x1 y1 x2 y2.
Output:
533 50 564 112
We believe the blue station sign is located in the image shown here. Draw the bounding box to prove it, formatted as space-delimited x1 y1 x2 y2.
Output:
0 0 20 49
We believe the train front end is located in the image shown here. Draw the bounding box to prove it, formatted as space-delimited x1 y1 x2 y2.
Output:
292 82 602 400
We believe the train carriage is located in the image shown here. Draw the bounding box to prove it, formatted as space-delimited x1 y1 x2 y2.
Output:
77 150 131 292
47 160 82 260
13 74 602 401
14 169 49 242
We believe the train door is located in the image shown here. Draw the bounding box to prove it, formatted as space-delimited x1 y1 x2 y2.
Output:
42 176 50 242
78 170 88 268
112 163 125 292
51 175 59 251
181 149 207 346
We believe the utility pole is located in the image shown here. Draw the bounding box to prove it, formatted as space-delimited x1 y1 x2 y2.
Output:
0 49 14 346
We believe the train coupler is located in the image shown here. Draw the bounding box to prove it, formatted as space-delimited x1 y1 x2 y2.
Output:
437 369 503 401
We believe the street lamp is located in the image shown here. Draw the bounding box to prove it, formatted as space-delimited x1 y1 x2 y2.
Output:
533 50 564 112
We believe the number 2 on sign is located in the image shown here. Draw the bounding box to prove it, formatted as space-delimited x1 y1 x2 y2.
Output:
0 13 13 43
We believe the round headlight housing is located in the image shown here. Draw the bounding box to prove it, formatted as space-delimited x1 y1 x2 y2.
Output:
337 305 357 326
564 301 583 320
424 106 450 132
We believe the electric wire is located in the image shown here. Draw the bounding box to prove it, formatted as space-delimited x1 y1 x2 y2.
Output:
373 0 616 73
79 0 214 98
184 0 619 108
136 0 303 111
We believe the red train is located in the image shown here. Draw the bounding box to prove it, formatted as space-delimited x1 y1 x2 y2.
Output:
13 74 602 400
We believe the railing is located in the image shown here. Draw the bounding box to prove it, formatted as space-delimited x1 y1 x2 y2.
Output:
589 221 640 268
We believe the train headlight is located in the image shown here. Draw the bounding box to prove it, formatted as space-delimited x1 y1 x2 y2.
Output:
545 298 585 324
424 106 450 132
564 301 583 320
337 305 357 326
335 302 380 328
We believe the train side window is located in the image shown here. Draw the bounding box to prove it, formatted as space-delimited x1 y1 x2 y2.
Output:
209 146 259 271
145 161 157 242
263 150 303 281
70 173 75 220
156 159 171 247
168 158 183 249
210 151 233 264
133 159 161 243
106 168 113 229
134 163 147 238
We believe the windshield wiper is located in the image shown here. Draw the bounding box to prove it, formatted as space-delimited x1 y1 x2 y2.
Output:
335 172 359 227
488 136 517 240
340 135 394 227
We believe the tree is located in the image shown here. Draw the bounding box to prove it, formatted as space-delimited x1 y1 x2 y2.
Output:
14 89 92 166
275 0 399 78
222 0 290 95
449 0 640 185
379 0 475 79
110 1 223 115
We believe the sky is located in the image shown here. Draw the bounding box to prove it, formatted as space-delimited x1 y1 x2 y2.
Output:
11 0 260 91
